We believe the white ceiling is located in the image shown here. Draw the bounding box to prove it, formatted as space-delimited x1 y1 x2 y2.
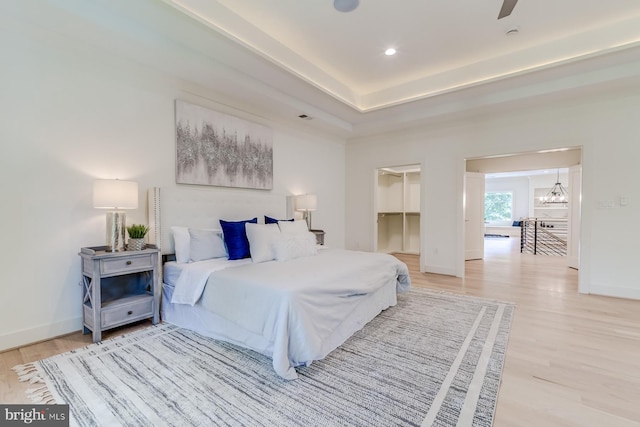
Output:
167 0 640 112
12 0 640 138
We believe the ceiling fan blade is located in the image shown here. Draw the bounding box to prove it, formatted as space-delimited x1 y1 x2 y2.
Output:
498 0 518 19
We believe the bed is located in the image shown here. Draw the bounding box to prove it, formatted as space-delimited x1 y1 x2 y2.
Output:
149 187 411 380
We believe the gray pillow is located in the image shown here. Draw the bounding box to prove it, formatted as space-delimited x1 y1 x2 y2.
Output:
189 228 227 262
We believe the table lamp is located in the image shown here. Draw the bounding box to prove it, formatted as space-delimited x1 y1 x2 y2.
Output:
295 194 317 230
93 179 138 252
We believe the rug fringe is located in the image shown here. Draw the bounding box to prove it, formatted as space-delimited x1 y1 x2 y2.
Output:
26 385 55 404
12 363 45 385
13 363 56 404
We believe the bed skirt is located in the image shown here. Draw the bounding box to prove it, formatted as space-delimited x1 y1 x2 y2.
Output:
161 280 398 377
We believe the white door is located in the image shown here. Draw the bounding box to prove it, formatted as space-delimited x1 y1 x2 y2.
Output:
567 165 581 269
465 172 485 260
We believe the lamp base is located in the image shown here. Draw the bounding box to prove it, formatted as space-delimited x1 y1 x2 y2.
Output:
106 211 126 252
304 211 312 230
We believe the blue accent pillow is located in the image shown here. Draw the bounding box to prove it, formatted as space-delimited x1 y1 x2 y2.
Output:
265 215 294 224
220 218 258 260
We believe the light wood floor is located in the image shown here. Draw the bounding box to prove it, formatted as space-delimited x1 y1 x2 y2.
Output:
397 238 640 427
1 238 639 426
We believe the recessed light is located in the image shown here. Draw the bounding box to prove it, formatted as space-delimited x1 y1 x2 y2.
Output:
506 26 519 36
385 48 397 56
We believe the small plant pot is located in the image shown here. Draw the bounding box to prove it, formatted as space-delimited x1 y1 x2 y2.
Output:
127 238 146 251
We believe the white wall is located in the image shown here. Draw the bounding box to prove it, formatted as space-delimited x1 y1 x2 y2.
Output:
483 173 571 223
0 12 346 350
467 150 581 173
346 89 640 299
529 172 570 218
485 176 530 224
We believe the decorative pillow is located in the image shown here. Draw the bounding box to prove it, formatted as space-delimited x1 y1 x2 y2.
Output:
189 228 227 262
171 226 191 263
265 215 294 224
273 232 318 262
220 218 258 260
245 223 281 263
277 219 309 235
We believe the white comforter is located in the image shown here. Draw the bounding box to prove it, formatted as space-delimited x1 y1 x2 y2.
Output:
171 257 252 305
171 249 410 379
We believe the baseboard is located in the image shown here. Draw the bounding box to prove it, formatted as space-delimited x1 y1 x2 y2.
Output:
465 251 483 261
422 265 457 276
484 226 521 238
588 283 640 300
0 316 82 352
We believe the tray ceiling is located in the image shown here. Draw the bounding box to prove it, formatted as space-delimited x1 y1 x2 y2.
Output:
167 0 640 112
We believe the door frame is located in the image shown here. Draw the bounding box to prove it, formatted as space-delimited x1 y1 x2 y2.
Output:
460 149 583 289
464 172 485 261
566 165 582 269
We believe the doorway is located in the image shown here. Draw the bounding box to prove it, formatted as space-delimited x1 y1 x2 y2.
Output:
375 164 421 255
464 148 582 287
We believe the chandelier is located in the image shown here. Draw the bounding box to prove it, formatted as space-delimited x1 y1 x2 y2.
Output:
539 169 568 205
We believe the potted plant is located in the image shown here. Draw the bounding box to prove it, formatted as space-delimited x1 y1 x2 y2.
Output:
126 224 150 251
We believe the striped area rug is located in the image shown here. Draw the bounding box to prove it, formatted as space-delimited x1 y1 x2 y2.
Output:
14 288 514 426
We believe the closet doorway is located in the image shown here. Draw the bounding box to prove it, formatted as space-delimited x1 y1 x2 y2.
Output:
375 164 421 255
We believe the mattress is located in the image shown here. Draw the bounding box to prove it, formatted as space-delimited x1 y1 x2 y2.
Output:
163 261 183 287
161 249 410 379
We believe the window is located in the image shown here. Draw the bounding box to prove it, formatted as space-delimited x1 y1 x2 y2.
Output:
485 192 513 222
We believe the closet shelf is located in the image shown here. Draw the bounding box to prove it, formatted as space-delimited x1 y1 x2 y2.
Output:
377 167 421 255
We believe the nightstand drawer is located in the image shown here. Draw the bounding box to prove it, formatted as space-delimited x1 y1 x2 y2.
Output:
100 254 153 275
101 295 153 328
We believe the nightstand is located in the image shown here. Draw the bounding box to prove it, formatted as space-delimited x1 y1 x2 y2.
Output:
310 229 325 245
79 246 160 342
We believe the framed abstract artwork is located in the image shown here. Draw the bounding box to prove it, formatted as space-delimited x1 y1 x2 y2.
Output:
175 100 273 190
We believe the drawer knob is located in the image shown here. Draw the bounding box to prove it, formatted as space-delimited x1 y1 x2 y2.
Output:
127 310 133 315
126 261 132 265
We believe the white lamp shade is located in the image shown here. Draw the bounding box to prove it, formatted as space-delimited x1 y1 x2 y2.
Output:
93 179 138 209
295 194 317 211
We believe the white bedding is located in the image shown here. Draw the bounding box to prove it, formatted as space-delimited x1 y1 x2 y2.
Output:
170 257 252 305
163 261 183 287
164 249 410 380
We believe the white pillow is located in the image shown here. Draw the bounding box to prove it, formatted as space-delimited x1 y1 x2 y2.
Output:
171 226 224 263
189 228 227 262
245 223 281 263
277 220 309 235
273 232 318 262
171 226 191 263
